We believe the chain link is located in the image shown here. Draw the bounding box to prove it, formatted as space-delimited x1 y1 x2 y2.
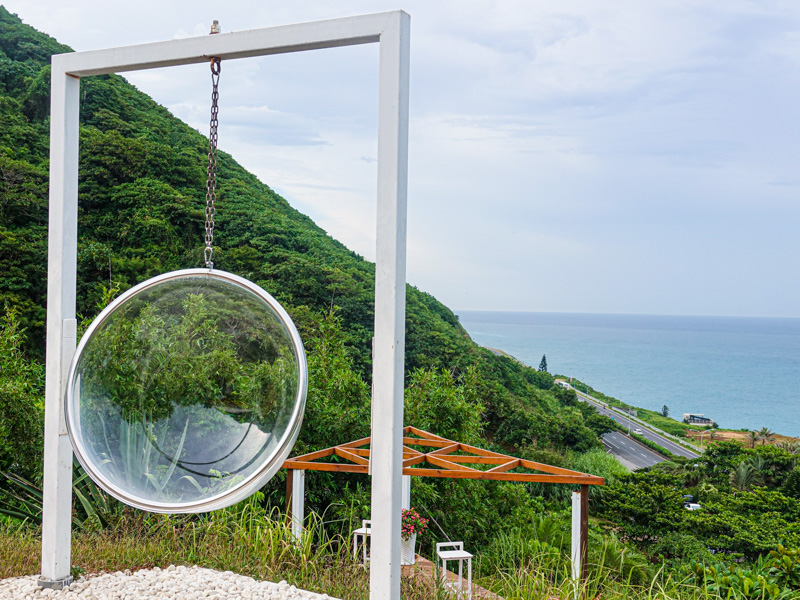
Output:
204 57 221 268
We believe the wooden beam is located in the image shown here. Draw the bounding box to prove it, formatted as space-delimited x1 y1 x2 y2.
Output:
335 447 370 466
284 447 335 464
348 448 373 457
340 436 373 449
487 459 520 473
457 442 510 458
402 454 427 468
405 427 449 441
438 455 515 465
404 468 604 484
283 461 368 473
425 454 479 472
402 437 453 448
428 443 460 456
285 460 604 484
519 458 592 477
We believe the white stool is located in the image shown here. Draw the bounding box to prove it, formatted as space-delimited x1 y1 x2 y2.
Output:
352 519 371 566
436 541 473 599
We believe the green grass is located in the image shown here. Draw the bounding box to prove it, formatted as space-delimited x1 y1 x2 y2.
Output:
1 509 761 600
0 503 436 600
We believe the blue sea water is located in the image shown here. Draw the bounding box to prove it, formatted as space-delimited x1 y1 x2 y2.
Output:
457 311 800 437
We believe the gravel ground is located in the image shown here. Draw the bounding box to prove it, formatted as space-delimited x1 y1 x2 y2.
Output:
0 565 341 600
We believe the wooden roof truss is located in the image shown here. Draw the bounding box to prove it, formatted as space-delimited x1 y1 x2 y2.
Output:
283 426 604 486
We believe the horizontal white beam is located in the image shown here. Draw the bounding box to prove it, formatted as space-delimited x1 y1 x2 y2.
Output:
54 11 403 76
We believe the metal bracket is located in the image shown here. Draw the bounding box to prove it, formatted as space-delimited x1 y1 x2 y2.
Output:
38 575 74 590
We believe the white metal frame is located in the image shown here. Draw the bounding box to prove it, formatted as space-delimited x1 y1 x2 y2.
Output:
43 12 410 600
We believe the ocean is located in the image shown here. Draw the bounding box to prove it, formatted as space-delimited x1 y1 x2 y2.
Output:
457 311 800 437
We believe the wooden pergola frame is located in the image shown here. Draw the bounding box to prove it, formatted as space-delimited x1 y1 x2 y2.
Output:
285 426 604 485
283 426 604 586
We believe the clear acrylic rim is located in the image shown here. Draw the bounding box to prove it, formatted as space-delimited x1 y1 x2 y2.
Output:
64 268 307 513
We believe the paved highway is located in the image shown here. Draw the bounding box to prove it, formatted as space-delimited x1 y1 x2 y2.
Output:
601 431 663 470
562 384 701 464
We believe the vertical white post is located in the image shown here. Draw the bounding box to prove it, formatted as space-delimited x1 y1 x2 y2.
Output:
571 491 581 598
370 11 410 600
41 59 80 588
291 470 305 540
401 475 411 511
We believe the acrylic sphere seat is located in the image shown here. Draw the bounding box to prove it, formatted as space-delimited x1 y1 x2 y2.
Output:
65 269 307 513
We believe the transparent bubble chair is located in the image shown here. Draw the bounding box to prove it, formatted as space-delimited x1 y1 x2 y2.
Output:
65 269 307 513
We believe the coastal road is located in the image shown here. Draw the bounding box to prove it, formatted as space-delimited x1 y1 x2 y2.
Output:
601 431 663 470
562 384 701 464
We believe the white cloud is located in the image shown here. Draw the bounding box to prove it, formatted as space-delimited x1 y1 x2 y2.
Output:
5 0 800 316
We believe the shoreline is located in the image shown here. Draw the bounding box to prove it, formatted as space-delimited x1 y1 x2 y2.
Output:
482 343 798 444
461 311 800 436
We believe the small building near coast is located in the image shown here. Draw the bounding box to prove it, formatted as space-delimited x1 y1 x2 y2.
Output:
683 413 714 425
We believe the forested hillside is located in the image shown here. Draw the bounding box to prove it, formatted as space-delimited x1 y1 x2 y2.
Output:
0 6 609 542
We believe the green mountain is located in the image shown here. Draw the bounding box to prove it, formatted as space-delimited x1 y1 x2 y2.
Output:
0 6 610 546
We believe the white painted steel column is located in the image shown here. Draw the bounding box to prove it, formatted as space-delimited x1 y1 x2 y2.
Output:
401 475 411 511
571 491 581 598
370 11 410 600
41 59 80 586
291 470 305 540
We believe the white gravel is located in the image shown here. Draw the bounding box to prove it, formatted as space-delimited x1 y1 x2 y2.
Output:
0 565 341 600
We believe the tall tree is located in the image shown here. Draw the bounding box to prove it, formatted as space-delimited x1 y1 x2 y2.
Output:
661 405 669 418
0 307 44 479
538 354 548 373
758 427 775 446
729 462 757 492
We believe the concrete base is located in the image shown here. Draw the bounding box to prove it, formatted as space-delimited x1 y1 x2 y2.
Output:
37 575 73 590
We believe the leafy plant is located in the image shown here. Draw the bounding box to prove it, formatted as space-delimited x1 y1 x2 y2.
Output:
689 560 791 599
0 462 123 529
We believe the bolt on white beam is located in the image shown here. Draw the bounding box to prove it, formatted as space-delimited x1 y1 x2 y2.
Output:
44 11 410 600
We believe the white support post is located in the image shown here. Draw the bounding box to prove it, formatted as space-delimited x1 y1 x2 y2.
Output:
401 475 411 511
291 470 305 540
41 61 80 589
571 491 581 598
370 11 410 600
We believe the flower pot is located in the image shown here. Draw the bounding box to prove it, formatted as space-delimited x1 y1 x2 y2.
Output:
401 533 417 565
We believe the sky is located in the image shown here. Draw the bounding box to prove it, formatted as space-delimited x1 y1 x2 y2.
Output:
5 1 800 318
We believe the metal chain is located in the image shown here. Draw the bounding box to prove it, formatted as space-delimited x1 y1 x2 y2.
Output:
204 57 221 268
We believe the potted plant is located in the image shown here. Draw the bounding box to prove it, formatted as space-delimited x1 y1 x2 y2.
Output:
400 507 428 565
